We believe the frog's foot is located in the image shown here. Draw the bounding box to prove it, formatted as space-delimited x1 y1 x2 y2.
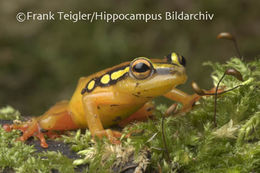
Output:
179 94 201 113
205 87 225 95
45 131 61 139
94 129 122 144
3 119 49 148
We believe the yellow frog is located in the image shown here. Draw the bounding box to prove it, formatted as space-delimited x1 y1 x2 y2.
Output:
4 52 201 148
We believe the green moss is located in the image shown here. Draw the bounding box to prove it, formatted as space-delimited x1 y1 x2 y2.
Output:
0 127 75 173
0 57 259 172
0 106 21 120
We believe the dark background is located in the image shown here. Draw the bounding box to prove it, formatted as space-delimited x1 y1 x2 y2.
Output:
0 0 259 116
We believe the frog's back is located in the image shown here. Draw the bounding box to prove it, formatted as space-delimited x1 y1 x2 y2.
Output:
68 61 131 127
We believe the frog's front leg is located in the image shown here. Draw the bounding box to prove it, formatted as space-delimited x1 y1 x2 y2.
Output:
164 87 224 114
82 91 131 144
164 88 200 113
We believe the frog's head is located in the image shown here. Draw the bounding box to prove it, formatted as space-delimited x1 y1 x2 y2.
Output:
117 52 187 98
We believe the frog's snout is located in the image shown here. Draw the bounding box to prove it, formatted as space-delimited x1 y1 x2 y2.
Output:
169 65 185 75
173 66 187 84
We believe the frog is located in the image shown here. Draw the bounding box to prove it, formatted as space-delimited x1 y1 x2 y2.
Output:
3 52 202 148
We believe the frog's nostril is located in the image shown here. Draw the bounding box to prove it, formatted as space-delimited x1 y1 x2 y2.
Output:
169 69 177 74
175 66 186 75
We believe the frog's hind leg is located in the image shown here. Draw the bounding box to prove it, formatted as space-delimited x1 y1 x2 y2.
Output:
3 101 79 148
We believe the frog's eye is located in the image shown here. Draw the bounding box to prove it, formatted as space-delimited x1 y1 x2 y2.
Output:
130 58 153 79
166 52 186 67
